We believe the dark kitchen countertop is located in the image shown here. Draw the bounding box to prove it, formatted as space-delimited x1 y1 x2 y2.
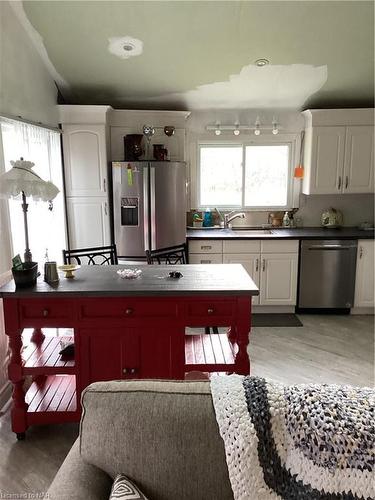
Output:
0 264 259 298
186 227 375 240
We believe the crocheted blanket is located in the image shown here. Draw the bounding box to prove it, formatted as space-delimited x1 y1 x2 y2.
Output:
210 375 374 500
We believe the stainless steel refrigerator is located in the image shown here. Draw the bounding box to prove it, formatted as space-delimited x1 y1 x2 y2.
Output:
112 161 186 258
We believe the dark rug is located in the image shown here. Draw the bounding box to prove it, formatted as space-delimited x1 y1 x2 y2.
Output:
252 314 303 327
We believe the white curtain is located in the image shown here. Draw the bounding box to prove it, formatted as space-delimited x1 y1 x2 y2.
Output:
0 117 66 265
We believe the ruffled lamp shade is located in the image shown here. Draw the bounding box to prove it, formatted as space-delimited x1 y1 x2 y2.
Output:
0 159 59 201
0 158 60 263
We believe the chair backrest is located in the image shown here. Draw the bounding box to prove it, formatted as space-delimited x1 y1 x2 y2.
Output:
145 244 187 265
63 245 118 265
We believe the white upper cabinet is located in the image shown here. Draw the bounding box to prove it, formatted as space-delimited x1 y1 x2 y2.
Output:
343 126 374 194
303 126 346 194
354 240 375 308
302 109 374 195
63 124 108 197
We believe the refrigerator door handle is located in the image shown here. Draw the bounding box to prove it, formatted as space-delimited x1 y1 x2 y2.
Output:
143 165 150 252
150 165 156 250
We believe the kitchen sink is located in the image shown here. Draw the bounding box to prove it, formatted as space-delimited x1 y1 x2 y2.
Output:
230 229 273 235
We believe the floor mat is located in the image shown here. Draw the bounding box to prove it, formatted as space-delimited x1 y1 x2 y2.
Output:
252 314 303 327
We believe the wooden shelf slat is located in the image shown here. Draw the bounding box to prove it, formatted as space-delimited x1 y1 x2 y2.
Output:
25 375 77 414
185 333 236 371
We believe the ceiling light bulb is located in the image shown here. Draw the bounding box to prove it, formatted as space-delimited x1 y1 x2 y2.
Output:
215 128 221 136
272 117 278 135
254 117 261 136
233 128 240 136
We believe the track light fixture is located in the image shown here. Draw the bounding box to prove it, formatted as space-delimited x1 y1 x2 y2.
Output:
206 119 282 135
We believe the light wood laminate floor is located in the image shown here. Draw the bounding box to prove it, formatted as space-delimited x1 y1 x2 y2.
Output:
0 314 373 496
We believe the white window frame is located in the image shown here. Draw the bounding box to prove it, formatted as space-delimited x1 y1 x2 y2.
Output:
197 134 298 210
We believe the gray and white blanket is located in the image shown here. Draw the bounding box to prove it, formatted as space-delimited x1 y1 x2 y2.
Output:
210 375 374 500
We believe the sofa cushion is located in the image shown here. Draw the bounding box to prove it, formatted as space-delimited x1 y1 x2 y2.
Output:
110 474 148 499
80 380 234 500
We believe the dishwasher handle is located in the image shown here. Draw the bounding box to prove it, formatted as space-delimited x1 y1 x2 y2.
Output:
308 244 356 250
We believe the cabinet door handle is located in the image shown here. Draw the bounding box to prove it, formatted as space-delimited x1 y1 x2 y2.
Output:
262 259 266 272
359 246 363 259
207 308 214 315
103 178 106 192
200 260 211 264
42 309 49 317
345 176 349 189
255 258 259 272
123 367 137 375
125 308 133 316
338 176 342 190
200 245 212 250
104 202 108 216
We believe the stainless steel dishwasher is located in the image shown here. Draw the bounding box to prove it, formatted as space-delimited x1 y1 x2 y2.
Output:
298 240 358 309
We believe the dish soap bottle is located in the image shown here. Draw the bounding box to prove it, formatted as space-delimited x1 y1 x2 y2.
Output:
282 211 291 227
203 208 212 227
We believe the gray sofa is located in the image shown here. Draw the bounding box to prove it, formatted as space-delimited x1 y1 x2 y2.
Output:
48 380 234 500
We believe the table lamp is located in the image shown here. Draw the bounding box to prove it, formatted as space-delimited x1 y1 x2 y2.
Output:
0 158 59 262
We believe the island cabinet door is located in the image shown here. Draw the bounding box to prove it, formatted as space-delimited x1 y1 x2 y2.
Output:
78 327 182 391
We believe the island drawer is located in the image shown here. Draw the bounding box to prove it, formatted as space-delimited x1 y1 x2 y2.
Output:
186 300 235 323
19 299 74 326
189 240 223 254
79 299 178 322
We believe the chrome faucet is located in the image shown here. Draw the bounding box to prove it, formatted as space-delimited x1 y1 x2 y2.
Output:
224 210 246 228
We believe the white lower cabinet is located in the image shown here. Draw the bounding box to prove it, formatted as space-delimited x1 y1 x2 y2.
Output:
223 254 260 305
66 197 110 249
354 240 375 308
260 253 298 305
222 239 299 306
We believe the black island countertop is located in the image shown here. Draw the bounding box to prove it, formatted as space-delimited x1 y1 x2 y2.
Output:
186 226 375 240
0 264 259 298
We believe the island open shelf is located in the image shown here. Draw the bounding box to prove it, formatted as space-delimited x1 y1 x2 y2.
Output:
25 374 78 424
22 329 75 376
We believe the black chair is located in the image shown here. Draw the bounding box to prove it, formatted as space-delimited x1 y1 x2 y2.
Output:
145 244 188 265
63 245 118 266
145 244 218 334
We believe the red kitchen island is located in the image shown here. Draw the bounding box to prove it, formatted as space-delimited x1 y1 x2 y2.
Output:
0 264 258 438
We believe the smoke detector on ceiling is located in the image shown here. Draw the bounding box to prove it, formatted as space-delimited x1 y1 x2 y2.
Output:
108 36 143 59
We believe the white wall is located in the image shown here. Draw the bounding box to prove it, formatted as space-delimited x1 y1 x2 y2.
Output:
0 1 58 126
0 0 59 410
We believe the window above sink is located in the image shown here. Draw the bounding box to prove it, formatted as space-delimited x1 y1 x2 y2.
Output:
197 135 297 210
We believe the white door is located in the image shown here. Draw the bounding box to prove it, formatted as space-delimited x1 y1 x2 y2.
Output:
63 125 108 197
343 126 374 194
260 253 298 305
66 197 110 249
309 126 346 194
223 254 260 305
354 240 375 308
